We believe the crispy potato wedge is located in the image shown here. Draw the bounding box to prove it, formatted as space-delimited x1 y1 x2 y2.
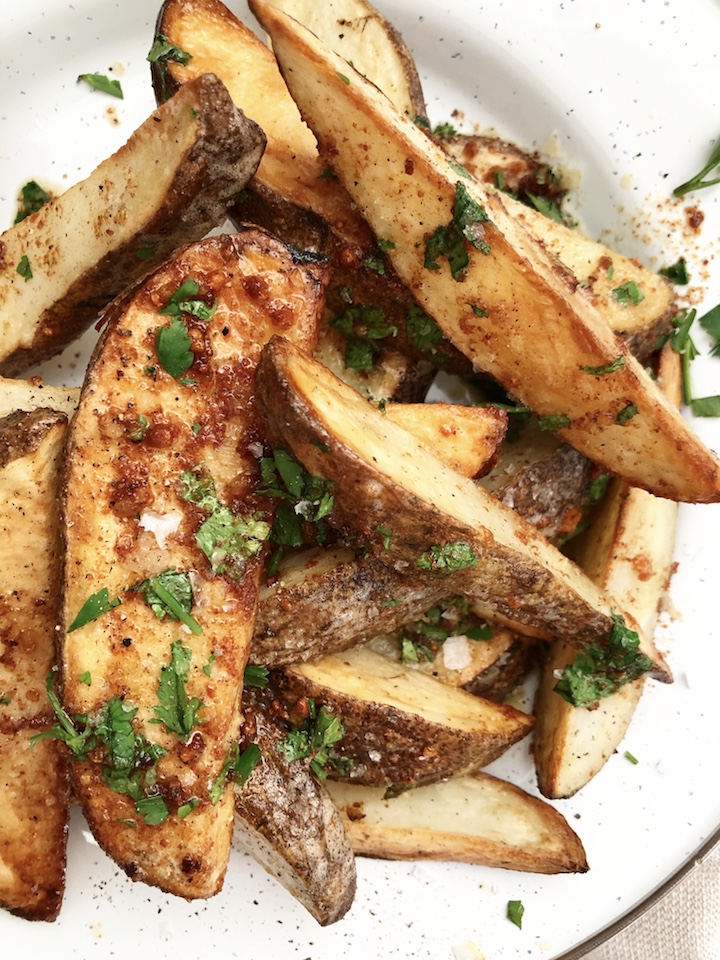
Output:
0 409 70 920
0 378 79 419
272 646 534 786
442 135 676 358
254 335 669 675
233 688 356 925
0 74 265 376
60 231 328 899
533 346 681 799
326 771 588 874
252 0 720 503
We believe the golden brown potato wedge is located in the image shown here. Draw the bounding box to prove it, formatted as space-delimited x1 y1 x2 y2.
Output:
0 408 70 920
326 771 588 874
233 687 356 925
442 135 676 358
254 335 668 675
272 646 534 787
59 230 328 899
0 74 265 377
533 346 681 799
251 0 720 503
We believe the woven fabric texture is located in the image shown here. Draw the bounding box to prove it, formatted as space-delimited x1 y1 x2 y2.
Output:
584 844 720 959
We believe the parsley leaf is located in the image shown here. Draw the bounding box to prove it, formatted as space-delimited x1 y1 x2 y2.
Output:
507 900 525 929
150 640 204 738
132 569 202 635
406 305 451 364
244 664 269 688
16 255 32 281
616 403 639 425
553 613 653 708
14 180 51 224
657 308 700 405
329 304 397 371
77 72 123 99
68 587 121 632
147 35 192 67
424 181 491 280
156 316 194 380
416 542 477 572
210 742 261 803
612 281 645 306
278 699 351 781
160 279 216 321
659 257 690 285
581 355 626 376
538 413 572 431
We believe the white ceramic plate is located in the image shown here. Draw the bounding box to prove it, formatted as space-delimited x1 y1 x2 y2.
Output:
2 0 720 957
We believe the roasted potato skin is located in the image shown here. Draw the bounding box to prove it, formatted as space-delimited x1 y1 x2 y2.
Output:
234 687 356 925
0 409 70 920
0 73 265 376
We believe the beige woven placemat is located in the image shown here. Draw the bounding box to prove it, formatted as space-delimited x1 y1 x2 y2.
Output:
583 843 720 959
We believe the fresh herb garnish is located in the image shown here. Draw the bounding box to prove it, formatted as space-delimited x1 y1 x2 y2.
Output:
625 750 639 765
14 180 51 223
616 403 639 425
612 281 645 306
77 72 124 99
160 278 217 321
433 121 458 137
589 473 610 503
132 569 201 635
16 255 32 282
673 135 720 197
507 900 525 929
278 699 350 781
581 355 626 376
177 797 200 818
68 587 121 632
78 672 92 686
657 308 700 406
424 181 491 280
156 316 194 380
0 694 11 706
329 303 397 371
406 305 451 364
376 524 393 549
337 72 350 85
538 413 572 431
127 414 150 443
147 34 192 101
401 635 434 663
258 450 335 576
150 640 204 738
553 612 653 708
416 542 478 572
526 193 565 224
180 469 270 578
244 664 269 688
659 257 690 285
210 742 262 803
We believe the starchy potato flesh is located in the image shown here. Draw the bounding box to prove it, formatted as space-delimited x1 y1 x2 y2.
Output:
255 336 669 676
0 410 70 920
0 377 79 419
326 771 588 874
273 646 534 786
60 231 327 898
0 73 265 376
251 0 720 503
233 688 356 925
442 135 676 358
534 346 681 798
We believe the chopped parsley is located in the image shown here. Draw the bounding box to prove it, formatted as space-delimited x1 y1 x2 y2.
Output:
424 181 491 281
156 316 195 380
589 473 610 503
553 612 653 708
160 278 217 321
337 71 350 85
581 355 625 376
659 257 690 285
526 193 565 224
16 255 32 281
78 672 92 686
0 694 11 706
181 469 270 578
278 699 351 781
150 640 204 738
399 597 492 664
77 72 124 99
673 135 720 197
416 542 478 572
406 305 451 364
432 121 458 137
538 413 572 431
612 280 645 306
507 900 525 929
657 308 700 406
376 524 393 549
14 180 51 223
132 569 202 635
68 587 121 632
615 403 639 425
625 750 639 765
258 449 335 576
147 34 192 101
210 742 262 803
329 303 397 371
127 414 150 443
244 664 269 688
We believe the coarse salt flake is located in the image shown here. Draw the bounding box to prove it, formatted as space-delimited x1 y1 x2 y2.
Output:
138 509 182 549
442 635 472 671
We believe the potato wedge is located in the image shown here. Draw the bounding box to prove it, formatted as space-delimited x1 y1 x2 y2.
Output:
60 231 328 899
442 135 676 358
0 378 79 419
0 73 265 376
251 0 720 503
533 346 681 798
233 687 356 925
0 409 70 920
272 646 534 787
254 335 669 676
326 772 588 874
